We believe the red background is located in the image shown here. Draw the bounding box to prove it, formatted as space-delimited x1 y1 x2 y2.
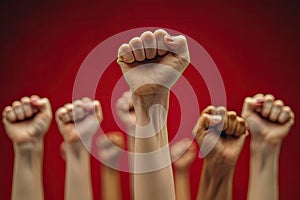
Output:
1 1 300 199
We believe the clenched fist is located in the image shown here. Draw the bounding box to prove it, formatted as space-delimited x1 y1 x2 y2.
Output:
2 95 52 145
117 29 190 95
55 98 102 148
116 90 136 130
242 94 295 146
97 131 125 167
171 138 196 171
193 106 248 167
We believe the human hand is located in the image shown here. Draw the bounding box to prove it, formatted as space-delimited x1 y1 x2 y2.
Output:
117 29 190 96
116 90 136 130
193 106 248 168
2 95 52 147
171 138 196 172
56 98 102 148
242 94 295 147
97 131 125 167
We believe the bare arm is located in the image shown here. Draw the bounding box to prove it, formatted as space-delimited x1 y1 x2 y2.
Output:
56 98 103 200
117 29 190 200
171 139 196 200
2 95 52 200
242 94 295 200
97 132 124 200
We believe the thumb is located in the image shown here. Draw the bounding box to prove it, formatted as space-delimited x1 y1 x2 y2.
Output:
164 35 190 61
31 96 53 119
242 96 264 118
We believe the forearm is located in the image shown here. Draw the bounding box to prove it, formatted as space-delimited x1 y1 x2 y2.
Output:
65 142 93 200
175 170 191 200
248 142 280 200
133 92 175 200
101 165 122 200
12 142 44 200
197 161 234 200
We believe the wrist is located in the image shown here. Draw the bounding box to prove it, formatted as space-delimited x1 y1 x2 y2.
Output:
250 137 282 154
13 138 44 155
203 159 235 178
132 92 169 126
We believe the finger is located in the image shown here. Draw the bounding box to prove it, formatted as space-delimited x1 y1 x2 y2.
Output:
202 105 217 115
141 31 157 60
164 34 189 60
154 29 169 56
278 106 292 124
55 107 70 124
73 100 85 121
82 97 92 103
117 43 135 63
261 94 275 118
3 106 16 122
225 111 237 135
129 37 145 62
64 103 74 121
12 101 26 121
242 96 264 118
269 100 284 122
234 117 247 137
21 97 34 118
192 113 222 146
216 106 227 131
31 96 52 119
94 100 103 123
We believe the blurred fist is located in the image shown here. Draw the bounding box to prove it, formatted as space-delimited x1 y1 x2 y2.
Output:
171 138 196 171
97 131 125 167
56 98 102 148
193 106 248 166
116 90 136 130
2 95 52 145
242 94 295 145
117 29 190 95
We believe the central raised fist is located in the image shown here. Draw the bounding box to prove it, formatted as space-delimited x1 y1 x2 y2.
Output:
117 29 190 95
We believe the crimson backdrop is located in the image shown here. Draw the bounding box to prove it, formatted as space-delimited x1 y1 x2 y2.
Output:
1 1 300 199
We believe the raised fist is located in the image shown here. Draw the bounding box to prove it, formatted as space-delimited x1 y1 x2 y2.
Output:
116 90 136 130
242 94 295 145
97 131 125 167
117 29 190 95
171 138 196 171
2 95 52 145
55 98 102 148
193 106 248 166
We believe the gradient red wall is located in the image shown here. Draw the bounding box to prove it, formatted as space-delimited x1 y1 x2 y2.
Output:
1 1 300 199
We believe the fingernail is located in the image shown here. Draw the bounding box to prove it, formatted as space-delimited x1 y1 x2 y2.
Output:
165 35 174 42
212 115 222 123
255 98 264 105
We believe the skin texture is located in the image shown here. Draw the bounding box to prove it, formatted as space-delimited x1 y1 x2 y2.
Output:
117 29 190 200
56 98 102 200
171 138 196 200
2 95 52 200
97 132 124 200
116 90 135 199
242 94 295 200
193 106 248 200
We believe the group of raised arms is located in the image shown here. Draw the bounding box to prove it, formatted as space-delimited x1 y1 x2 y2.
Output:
2 29 295 200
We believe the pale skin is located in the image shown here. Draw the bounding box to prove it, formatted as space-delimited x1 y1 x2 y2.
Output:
171 138 196 200
97 131 124 200
56 98 102 200
2 95 52 200
116 90 135 199
193 106 248 200
242 94 295 200
117 29 190 200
